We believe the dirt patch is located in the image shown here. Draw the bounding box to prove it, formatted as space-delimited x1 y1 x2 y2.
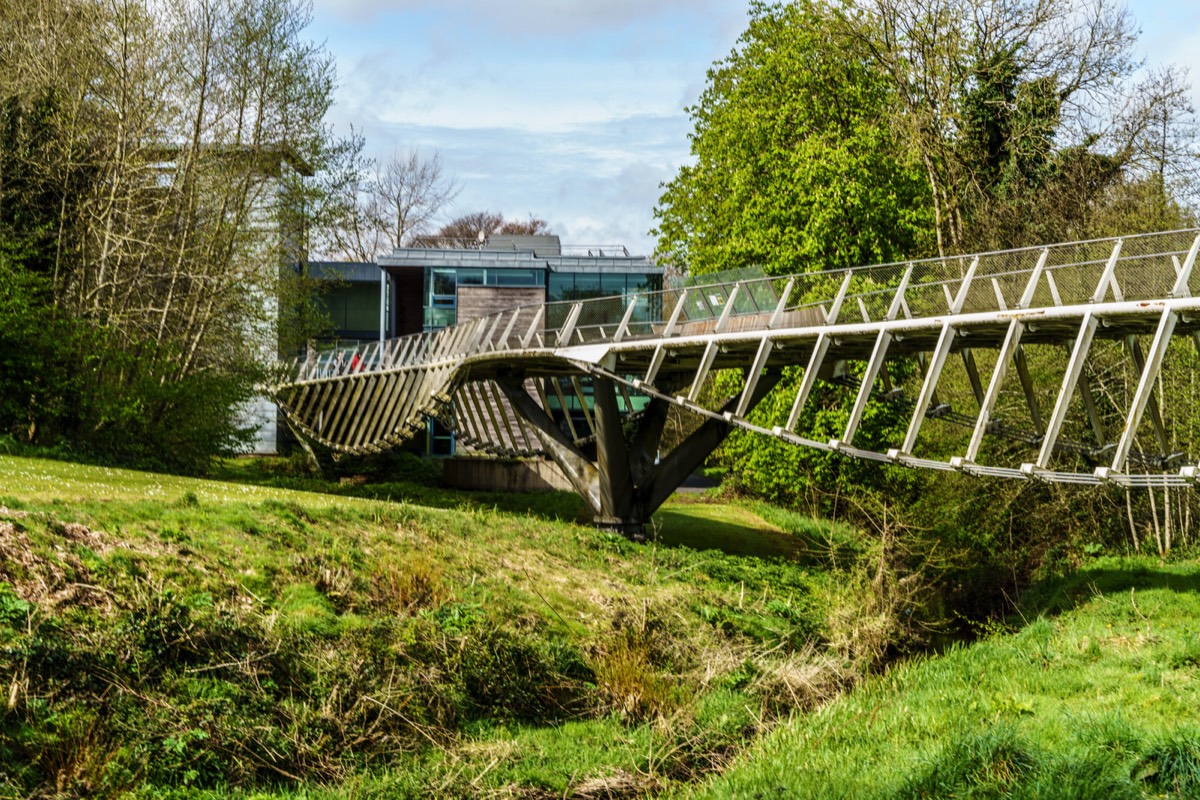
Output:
570 769 656 798
0 520 109 611
0 521 43 593
53 520 107 550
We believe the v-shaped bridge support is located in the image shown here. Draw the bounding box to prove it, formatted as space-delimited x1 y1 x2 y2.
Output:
497 371 781 536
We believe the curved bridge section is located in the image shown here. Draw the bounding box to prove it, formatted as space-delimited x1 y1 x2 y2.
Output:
272 229 1200 531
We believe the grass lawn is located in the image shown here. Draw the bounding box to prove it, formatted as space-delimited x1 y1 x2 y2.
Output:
692 557 1200 798
8 453 1196 798
0 454 863 798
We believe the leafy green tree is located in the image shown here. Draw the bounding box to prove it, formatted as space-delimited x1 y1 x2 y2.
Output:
856 0 1196 253
653 0 934 277
0 0 344 472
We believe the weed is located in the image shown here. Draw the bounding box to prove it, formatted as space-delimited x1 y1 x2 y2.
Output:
0 452 1023 798
369 556 447 613
747 645 848 718
899 725 1037 798
1139 728 1200 796
458 625 595 723
592 633 678 721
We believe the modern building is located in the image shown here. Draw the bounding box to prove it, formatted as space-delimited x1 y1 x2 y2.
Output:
287 234 662 456
308 260 392 342
376 235 660 333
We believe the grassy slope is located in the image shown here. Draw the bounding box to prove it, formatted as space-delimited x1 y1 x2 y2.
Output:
0 455 864 798
13 455 1198 798
693 558 1200 799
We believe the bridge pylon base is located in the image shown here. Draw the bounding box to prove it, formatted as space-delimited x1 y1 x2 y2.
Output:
592 516 648 541
498 371 781 541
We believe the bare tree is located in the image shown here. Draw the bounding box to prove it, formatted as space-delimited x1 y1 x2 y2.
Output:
498 215 552 236
369 147 460 248
844 0 1182 254
301 128 387 262
410 211 552 247
0 0 337 384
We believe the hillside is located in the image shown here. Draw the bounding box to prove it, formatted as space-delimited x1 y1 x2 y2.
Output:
694 558 1200 798
7 454 1197 798
0 454 877 798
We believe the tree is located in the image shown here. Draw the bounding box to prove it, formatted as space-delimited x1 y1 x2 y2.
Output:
653 0 934 277
423 211 505 245
497 215 553 236
369 147 460 249
847 0 1197 252
0 0 341 471
296 128 388 263
411 212 553 247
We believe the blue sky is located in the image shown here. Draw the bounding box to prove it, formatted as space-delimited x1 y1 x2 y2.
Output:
309 0 1200 256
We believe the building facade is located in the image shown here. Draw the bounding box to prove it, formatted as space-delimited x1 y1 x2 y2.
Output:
288 235 662 456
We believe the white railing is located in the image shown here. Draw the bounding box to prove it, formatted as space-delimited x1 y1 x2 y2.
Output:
286 228 1200 385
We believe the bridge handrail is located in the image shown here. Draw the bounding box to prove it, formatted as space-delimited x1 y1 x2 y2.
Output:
282 228 1200 385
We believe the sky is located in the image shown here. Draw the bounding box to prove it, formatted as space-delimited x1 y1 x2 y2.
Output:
308 0 1200 258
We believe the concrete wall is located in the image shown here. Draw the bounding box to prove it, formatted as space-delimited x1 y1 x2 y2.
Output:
237 396 279 454
442 457 571 493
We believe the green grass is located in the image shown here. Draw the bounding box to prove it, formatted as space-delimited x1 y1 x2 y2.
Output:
2 453 366 508
0 454 867 798
652 497 862 565
13 454 1198 798
691 556 1200 798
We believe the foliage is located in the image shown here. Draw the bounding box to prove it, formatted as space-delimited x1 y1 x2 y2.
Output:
412 211 554 246
0 453 899 796
653 0 934 276
0 0 345 473
714 367 921 512
853 0 1197 253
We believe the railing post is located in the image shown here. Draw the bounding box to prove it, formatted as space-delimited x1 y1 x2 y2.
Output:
556 303 583 346
1016 249 1050 309
663 288 689 337
714 283 741 333
1091 239 1124 303
769 278 794 329
1170 233 1200 297
613 295 639 342
951 256 980 313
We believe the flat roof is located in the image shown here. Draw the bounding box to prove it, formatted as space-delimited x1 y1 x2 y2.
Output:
378 247 659 275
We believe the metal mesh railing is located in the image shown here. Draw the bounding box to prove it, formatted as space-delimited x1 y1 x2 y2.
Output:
283 228 1200 384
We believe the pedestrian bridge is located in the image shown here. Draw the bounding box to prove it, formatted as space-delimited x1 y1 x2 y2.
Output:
272 228 1200 532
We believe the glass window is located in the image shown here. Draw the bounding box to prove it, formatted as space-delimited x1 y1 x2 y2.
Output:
428 419 454 456
424 307 456 329
601 273 627 296
548 273 574 301
343 284 380 331
431 269 457 297
492 268 540 286
458 268 485 286
573 274 600 297
624 273 652 296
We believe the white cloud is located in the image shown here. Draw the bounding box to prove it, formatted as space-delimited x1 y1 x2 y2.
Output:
338 114 688 253
304 0 738 253
315 0 740 36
